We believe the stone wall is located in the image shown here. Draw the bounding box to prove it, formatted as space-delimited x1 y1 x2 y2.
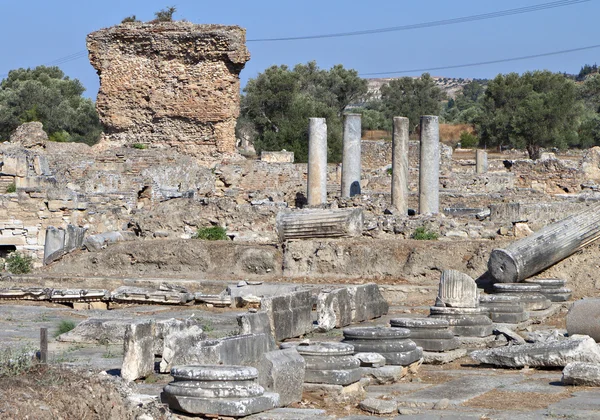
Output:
361 140 453 174
87 22 250 159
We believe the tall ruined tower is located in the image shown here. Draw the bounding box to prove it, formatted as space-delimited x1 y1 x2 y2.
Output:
87 22 250 160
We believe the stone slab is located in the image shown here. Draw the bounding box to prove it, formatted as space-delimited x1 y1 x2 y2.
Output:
471 336 600 368
422 348 468 365
396 375 522 407
360 365 406 384
359 397 398 414
245 408 334 420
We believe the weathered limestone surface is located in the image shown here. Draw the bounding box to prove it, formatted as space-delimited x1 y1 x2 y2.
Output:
471 336 600 368
87 22 250 157
418 115 440 215
121 320 156 381
187 333 277 366
436 269 478 308
567 298 600 341
159 325 206 373
9 122 47 148
276 208 363 241
341 114 362 197
261 290 313 341
296 342 362 386
488 203 600 283
307 118 327 206
391 117 409 214
316 287 352 332
562 362 600 386
161 365 279 416
348 283 389 322
342 327 422 366
258 348 305 406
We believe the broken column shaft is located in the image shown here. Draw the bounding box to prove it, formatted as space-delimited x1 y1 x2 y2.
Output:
307 118 327 206
418 116 440 214
489 204 600 283
391 117 409 214
476 149 488 174
276 208 363 241
341 114 362 198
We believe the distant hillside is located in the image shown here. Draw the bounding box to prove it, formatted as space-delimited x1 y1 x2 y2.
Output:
367 76 487 100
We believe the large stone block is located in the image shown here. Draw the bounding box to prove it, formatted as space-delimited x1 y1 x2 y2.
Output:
258 348 305 406
159 325 206 373
64 224 86 253
316 287 352 332
121 320 156 381
261 290 313 341
237 311 275 338
154 318 203 356
43 226 66 265
567 298 600 341
188 333 277 366
562 362 600 386
348 283 389 323
471 336 600 368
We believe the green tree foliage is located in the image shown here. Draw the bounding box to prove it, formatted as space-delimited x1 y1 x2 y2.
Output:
443 80 486 124
578 74 600 147
379 73 446 133
153 6 176 22
476 71 581 159
0 66 102 144
240 62 368 162
577 63 599 81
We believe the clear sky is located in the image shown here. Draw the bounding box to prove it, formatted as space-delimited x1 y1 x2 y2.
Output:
0 0 596 99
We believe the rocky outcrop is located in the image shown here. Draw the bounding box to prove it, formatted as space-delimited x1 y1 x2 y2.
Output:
87 22 250 159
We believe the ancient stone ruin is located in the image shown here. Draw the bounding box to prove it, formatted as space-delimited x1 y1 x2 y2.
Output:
87 22 250 158
6 17 600 420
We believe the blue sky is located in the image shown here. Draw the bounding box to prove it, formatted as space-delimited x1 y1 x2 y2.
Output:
0 0 596 99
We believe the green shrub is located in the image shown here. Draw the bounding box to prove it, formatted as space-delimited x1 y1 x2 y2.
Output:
459 131 479 148
193 226 228 241
0 345 35 377
121 15 140 23
55 320 76 337
154 6 176 22
5 252 33 274
132 143 147 150
412 226 438 240
386 167 392 176
5 183 16 193
48 130 71 143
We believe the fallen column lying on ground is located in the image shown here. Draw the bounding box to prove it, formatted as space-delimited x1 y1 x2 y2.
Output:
276 208 363 241
488 204 600 283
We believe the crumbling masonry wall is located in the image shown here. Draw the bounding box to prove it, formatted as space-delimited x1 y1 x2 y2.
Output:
87 22 250 158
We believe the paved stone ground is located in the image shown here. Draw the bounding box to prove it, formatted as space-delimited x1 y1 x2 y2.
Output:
0 299 592 419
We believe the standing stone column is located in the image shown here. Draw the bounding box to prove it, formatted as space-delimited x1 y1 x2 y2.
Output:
419 116 440 214
341 114 362 197
307 118 327 206
476 149 488 174
391 117 409 214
